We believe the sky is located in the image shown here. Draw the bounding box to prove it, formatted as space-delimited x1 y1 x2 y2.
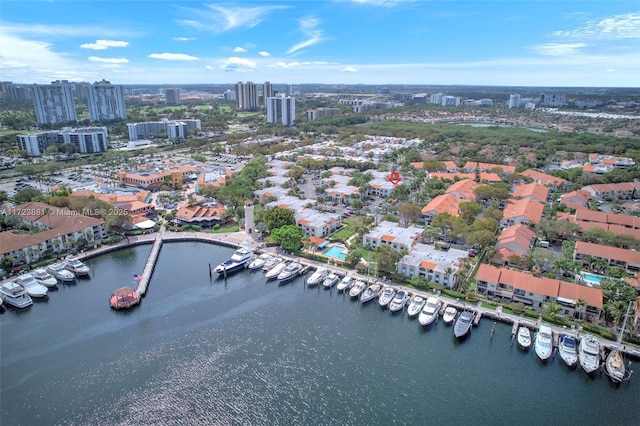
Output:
1 0 639 87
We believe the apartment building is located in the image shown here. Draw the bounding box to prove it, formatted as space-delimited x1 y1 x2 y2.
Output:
86 80 126 121
235 81 259 111
397 243 467 288
266 94 296 126
362 220 424 252
32 80 77 124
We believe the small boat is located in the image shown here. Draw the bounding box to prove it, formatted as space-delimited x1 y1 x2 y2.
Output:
605 348 626 383
378 286 396 308
109 286 141 310
517 327 532 350
578 334 601 374
14 273 48 298
265 261 287 280
360 282 383 304
349 280 367 299
418 296 442 326
336 275 354 292
454 311 474 338
306 267 327 286
534 325 553 361
389 290 410 313
407 296 426 318
442 306 457 325
278 262 303 283
558 333 578 368
64 256 91 276
323 272 340 289
262 256 279 272
214 247 253 275
32 268 58 288
248 253 272 270
0 281 33 309
48 262 76 282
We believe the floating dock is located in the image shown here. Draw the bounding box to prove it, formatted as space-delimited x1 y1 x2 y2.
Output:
136 229 164 296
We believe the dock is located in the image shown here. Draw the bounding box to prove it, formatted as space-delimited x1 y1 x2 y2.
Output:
136 228 165 296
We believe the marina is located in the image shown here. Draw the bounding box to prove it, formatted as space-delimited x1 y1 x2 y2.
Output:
1 241 639 425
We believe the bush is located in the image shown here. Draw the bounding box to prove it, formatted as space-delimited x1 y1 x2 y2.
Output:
103 235 123 245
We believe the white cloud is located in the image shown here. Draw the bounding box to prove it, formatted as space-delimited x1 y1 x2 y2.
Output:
177 5 288 34
233 46 247 53
1 22 142 38
205 65 216 70
259 51 271 57
341 66 358 72
530 43 588 56
269 61 339 68
148 52 199 61
606 68 616 73
287 16 325 54
0 60 28 68
88 56 129 64
173 36 196 41
80 39 129 50
553 12 640 40
220 56 256 72
348 0 411 6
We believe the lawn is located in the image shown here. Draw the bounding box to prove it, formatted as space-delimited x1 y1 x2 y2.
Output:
208 224 240 234
331 216 366 240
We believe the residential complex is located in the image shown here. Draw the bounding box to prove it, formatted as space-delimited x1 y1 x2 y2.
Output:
165 88 180 106
32 80 77 124
266 94 296 126
17 127 109 156
86 80 126 121
235 81 259 111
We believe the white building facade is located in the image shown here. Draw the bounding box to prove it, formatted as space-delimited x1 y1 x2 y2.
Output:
266 95 296 126
32 81 77 124
86 80 126 121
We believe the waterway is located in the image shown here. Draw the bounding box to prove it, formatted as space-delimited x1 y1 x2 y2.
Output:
1 242 638 425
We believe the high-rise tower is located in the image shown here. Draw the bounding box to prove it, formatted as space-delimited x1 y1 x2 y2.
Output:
32 81 77 124
235 81 259 110
87 80 126 121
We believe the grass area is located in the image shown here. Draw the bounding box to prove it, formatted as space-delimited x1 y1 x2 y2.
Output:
236 111 259 118
331 216 365 240
218 106 232 113
208 224 240 234
0 129 19 136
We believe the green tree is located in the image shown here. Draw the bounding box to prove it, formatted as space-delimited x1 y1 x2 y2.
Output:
459 201 482 225
271 225 303 251
263 207 296 232
344 249 362 268
397 203 422 227
13 188 44 203
376 245 402 276
546 301 561 317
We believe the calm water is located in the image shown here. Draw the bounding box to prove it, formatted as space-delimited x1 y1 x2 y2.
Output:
1 242 639 425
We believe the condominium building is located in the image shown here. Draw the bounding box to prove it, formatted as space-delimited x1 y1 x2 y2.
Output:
263 81 273 104
266 94 296 126
165 88 181 106
306 107 340 121
17 132 60 156
17 127 108 156
235 81 259 110
508 94 521 109
86 80 126 121
127 119 200 140
32 81 77 124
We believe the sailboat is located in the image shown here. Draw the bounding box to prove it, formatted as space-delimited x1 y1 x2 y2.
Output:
605 301 633 383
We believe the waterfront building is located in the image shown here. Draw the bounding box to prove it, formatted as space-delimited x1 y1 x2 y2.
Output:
235 81 259 111
165 88 180 106
244 200 255 235
397 243 467 288
70 189 155 222
574 241 640 274
175 201 228 228
86 80 126 121
32 81 77 124
0 202 106 268
266 94 296 126
362 221 424 252
264 195 340 238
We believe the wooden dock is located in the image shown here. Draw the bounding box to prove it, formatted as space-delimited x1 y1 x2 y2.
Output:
136 229 164 296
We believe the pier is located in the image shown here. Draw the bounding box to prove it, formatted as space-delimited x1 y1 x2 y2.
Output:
136 228 165 296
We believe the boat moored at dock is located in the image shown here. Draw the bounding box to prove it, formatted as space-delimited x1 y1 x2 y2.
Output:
323 272 340 289
64 256 91 276
248 253 272 271
579 335 601 374
214 247 253 275
378 286 396 309
558 334 578 368
454 311 474 338
32 268 59 288
406 296 426 318
306 267 327 286
360 282 382 304
534 325 553 362
336 275 353 292
442 306 457 325
418 296 442 326
348 280 367 299
388 290 410 313
14 273 48 298
48 262 76 282
277 262 303 283
265 260 287 280
0 281 33 309
517 327 532 350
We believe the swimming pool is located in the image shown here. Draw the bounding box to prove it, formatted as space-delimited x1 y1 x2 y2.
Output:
582 272 603 284
323 245 347 260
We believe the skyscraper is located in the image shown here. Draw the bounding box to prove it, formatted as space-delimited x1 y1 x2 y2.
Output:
262 81 273 105
508 94 521 109
165 88 180 106
235 81 259 110
32 81 77 124
266 94 296 127
87 80 126 121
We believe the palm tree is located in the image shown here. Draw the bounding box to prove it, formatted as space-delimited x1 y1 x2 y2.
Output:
575 298 586 320
546 301 562 317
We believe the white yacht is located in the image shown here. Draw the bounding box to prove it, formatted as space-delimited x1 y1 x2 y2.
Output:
262 256 279 272
558 333 578 368
442 306 458 325
0 281 33 308
265 260 288 280
32 268 58 288
579 335 601 374
378 286 396 308
418 296 442 326
388 290 410 313
15 273 48 298
277 262 303 283
336 275 354 292
348 280 367 299
323 272 340 289
47 262 76 282
214 247 253 275
407 296 426 318
534 325 553 362
306 267 327 286
248 253 272 271
360 282 382 304
64 256 91 276
517 327 532 350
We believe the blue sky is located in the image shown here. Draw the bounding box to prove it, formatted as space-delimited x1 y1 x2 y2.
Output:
1 1 639 87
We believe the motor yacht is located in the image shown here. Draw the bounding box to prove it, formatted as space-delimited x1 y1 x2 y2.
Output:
534 325 553 362
14 273 48 298
214 247 253 275
248 253 272 271
47 262 76 283
517 326 532 350
278 262 303 283
578 334 601 374
407 296 426 318
0 281 33 308
442 306 458 325
388 290 410 313
360 282 382 304
336 275 354 292
64 256 91 276
262 256 280 272
454 311 474 338
323 272 340 289
32 268 58 288
558 333 578 368
348 280 367 299
265 260 288 280
306 267 327 286
378 286 396 309
418 296 442 326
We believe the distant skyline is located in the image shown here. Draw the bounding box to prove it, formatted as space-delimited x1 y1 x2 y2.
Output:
1 1 639 87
